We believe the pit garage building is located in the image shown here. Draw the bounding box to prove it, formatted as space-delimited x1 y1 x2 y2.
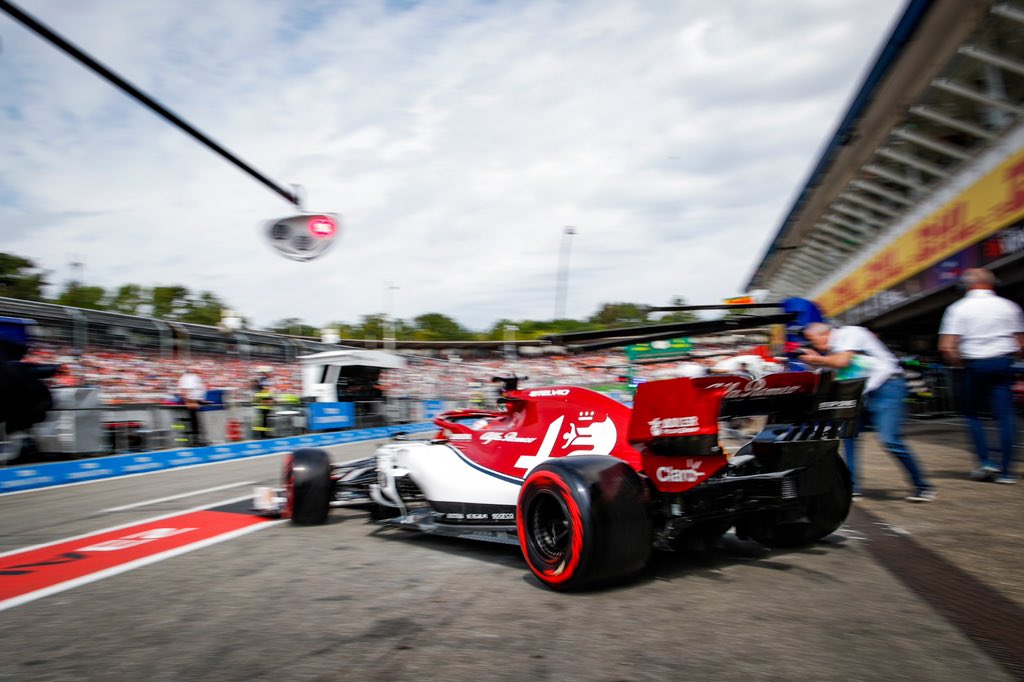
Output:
746 0 1024 356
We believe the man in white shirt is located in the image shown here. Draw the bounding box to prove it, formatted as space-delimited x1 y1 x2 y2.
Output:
802 323 934 502
938 268 1024 484
177 369 206 447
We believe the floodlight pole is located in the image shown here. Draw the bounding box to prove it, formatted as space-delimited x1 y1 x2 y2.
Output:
383 281 399 352
554 227 576 320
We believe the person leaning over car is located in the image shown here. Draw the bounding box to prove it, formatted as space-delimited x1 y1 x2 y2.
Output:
938 267 1024 484
801 322 935 502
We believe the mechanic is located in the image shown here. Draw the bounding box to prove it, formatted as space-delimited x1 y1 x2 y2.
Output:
252 369 275 439
938 267 1024 484
176 366 206 447
801 322 935 502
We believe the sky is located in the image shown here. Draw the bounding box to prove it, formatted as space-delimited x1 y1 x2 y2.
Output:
0 0 907 332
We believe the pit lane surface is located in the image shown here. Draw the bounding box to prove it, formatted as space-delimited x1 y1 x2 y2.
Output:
0 439 1010 681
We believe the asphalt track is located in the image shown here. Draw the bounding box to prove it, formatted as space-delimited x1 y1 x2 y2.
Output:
0 438 1012 681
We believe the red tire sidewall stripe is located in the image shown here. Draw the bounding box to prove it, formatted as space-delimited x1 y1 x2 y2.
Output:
518 470 585 586
283 454 295 520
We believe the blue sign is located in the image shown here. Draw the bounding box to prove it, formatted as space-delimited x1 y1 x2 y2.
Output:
423 400 444 419
307 402 356 431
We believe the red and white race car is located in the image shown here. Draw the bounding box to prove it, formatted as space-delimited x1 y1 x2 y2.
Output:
257 372 863 591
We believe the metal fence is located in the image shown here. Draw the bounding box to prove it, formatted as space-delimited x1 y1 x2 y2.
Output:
903 363 960 419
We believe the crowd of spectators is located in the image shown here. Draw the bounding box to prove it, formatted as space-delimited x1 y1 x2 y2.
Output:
23 342 779 406
24 344 302 404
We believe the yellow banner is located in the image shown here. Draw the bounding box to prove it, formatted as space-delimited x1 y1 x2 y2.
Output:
816 145 1024 316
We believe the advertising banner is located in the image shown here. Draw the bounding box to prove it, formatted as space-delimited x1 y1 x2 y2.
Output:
306 402 356 431
624 337 692 362
0 421 436 494
422 400 445 419
836 220 1024 324
817 146 1024 316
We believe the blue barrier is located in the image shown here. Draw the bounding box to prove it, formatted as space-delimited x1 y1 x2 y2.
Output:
0 421 437 494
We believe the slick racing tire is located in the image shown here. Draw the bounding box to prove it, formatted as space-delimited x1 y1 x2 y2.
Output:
285 448 332 525
517 455 651 591
738 451 852 548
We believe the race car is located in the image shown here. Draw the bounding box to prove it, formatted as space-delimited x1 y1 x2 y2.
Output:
256 372 864 591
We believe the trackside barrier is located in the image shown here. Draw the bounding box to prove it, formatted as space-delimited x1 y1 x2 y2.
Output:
0 422 437 495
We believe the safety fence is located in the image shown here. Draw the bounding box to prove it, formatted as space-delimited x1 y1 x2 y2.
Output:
0 422 437 494
903 363 960 419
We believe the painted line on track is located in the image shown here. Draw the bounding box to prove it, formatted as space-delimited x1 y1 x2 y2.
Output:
0 506 284 612
100 481 257 513
0 494 256 560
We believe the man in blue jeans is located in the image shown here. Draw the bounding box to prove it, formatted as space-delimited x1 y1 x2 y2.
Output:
938 268 1024 484
802 322 935 502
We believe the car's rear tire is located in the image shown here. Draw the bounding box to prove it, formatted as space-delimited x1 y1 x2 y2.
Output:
517 456 651 591
738 451 851 548
285 448 332 525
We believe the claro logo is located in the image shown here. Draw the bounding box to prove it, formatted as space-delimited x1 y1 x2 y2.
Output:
655 459 706 483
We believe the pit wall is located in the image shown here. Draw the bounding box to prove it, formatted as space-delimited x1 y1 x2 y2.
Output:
0 422 436 494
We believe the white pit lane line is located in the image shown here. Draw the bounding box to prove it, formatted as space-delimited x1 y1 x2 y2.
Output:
100 481 257 513
0 494 258 560
0 519 286 613
0 494 285 612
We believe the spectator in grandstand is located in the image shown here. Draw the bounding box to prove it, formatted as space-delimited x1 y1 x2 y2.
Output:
938 267 1024 484
802 322 935 503
177 366 206 446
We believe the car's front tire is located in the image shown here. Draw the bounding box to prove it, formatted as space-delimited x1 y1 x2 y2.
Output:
517 456 651 591
285 448 332 525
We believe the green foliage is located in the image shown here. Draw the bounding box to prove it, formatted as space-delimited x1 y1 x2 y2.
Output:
151 285 191 320
656 296 699 324
266 317 320 337
178 291 229 326
2 251 717 344
587 302 649 328
357 314 388 341
411 312 470 340
0 252 48 301
107 284 149 316
54 282 107 310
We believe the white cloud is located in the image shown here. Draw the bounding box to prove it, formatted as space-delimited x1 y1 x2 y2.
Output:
0 0 905 331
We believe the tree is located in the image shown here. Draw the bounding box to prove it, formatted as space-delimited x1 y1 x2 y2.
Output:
148 286 228 325
151 285 191 320
412 312 470 340
107 284 149 316
354 314 388 341
656 296 699 324
267 317 320 337
0 253 48 301
588 302 649 328
54 282 106 310
178 291 228 326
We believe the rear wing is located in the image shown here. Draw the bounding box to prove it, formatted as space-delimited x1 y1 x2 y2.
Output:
628 372 865 451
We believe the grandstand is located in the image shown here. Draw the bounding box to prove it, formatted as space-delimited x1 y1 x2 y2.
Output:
746 0 1024 353
0 296 336 363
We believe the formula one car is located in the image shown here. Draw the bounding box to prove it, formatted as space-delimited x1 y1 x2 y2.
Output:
256 372 863 591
